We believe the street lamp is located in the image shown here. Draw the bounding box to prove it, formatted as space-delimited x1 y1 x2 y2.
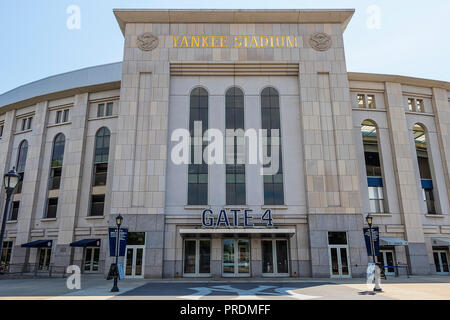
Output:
111 214 123 292
366 214 382 292
0 168 21 264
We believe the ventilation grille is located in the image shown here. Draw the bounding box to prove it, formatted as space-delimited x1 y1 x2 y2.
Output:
170 63 299 76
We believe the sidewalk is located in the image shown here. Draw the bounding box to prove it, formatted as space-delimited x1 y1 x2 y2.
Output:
0 274 448 300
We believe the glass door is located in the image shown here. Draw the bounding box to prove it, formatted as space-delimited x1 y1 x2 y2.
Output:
433 251 449 274
223 239 250 277
124 246 145 278
379 250 396 276
183 239 211 277
328 245 351 278
38 248 51 271
262 239 289 276
83 247 100 273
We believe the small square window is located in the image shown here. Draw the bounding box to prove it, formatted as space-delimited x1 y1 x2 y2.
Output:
10 201 20 221
97 104 105 118
105 102 113 117
27 117 32 130
21 119 27 131
0 124 3 138
90 195 105 216
408 98 415 112
63 109 69 122
46 198 58 219
416 99 424 113
357 94 366 108
367 95 376 109
56 111 62 124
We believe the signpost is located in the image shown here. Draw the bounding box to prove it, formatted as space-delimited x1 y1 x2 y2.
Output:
109 228 128 257
363 226 380 257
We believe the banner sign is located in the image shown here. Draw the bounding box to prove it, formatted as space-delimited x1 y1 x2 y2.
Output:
363 227 380 256
108 228 128 257
201 209 273 228
117 263 124 280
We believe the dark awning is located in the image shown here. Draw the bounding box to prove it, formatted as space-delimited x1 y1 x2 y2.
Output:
21 240 53 248
70 239 101 247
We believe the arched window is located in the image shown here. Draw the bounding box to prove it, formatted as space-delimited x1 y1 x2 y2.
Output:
46 133 65 218
90 127 111 217
361 120 385 213
15 140 28 194
188 87 208 205
93 127 111 186
261 87 284 205
413 124 435 214
225 87 245 205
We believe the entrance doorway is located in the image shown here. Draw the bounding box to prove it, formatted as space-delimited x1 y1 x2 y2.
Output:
123 232 146 278
433 250 449 275
328 232 351 278
379 250 396 276
183 239 211 277
262 239 289 276
222 239 250 277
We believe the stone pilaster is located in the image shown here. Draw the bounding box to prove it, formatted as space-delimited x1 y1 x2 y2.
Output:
54 93 89 267
385 82 430 274
13 102 49 264
431 87 450 202
300 27 367 277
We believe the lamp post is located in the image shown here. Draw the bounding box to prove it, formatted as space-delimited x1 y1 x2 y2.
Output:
0 168 20 264
366 214 382 292
111 214 123 292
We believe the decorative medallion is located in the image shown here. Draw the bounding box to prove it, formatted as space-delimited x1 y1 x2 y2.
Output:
309 32 332 51
136 32 159 51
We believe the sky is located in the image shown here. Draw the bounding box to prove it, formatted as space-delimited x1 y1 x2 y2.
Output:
0 0 449 94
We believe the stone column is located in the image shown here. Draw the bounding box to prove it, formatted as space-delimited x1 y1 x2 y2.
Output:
54 93 89 267
110 23 170 278
0 110 16 210
431 87 450 202
300 46 368 277
384 82 430 274
14 101 49 265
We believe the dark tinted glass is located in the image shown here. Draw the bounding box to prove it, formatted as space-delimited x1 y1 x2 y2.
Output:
328 232 347 245
51 134 65 168
94 127 111 164
188 87 208 205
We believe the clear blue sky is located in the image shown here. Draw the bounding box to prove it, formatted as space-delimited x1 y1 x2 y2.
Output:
1 0 449 94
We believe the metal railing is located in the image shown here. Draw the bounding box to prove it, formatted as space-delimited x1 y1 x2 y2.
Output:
0 263 67 278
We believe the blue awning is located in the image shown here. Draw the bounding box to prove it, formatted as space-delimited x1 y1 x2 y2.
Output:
70 239 101 247
421 179 433 189
368 177 383 187
21 240 53 248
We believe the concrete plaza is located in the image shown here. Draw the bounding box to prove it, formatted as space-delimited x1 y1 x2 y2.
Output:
0 275 449 300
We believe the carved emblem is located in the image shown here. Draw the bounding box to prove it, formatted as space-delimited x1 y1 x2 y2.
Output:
309 32 332 51
136 32 159 51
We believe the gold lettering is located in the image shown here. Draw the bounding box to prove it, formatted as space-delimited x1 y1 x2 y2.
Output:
180 36 189 48
276 36 284 48
260 36 269 48
191 36 200 47
244 36 249 48
270 36 274 47
220 36 227 48
286 36 293 48
172 36 180 48
294 36 298 48
211 36 218 48
234 36 242 48
250 36 259 48
202 36 209 48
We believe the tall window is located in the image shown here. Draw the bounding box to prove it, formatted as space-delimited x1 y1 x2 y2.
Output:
93 127 110 186
188 87 208 205
15 140 28 194
226 87 246 205
46 133 65 218
361 120 385 213
90 127 111 217
413 124 436 214
261 87 284 205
